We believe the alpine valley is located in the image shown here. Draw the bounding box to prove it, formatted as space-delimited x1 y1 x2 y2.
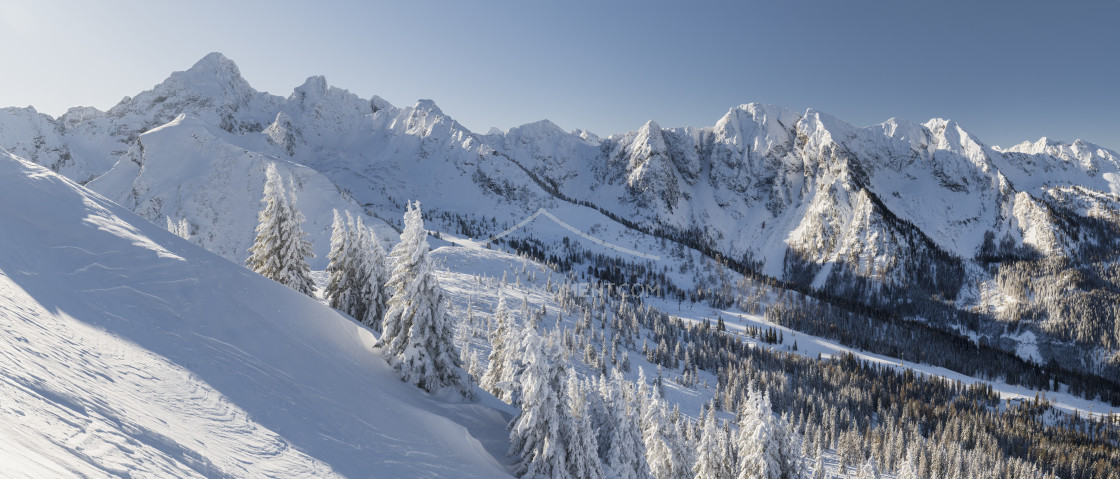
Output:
2 53 1118 478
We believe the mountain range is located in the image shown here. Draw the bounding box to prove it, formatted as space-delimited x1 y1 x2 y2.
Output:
3 52 1118 382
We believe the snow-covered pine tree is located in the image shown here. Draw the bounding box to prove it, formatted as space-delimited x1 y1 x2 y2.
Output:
376 201 471 397
325 209 354 311
279 177 315 296
672 409 698 472
508 328 567 478
896 447 919 479
341 212 367 321
607 372 650 479
481 294 510 397
589 374 614 464
247 164 314 297
166 216 190 239
367 224 391 329
735 387 781 479
467 350 483 382
694 406 732 479
564 369 604 479
811 455 825 479
671 408 696 479
355 216 389 330
496 307 528 406
777 413 807 479
326 210 389 328
857 456 880 479
246 164 288 282
644 393 687 479
718 421 735 479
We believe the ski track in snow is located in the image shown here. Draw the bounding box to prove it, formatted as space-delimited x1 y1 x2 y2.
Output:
474 208 661 260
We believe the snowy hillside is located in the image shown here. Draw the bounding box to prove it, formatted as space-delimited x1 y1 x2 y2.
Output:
86 114 384 267
0 152 512 477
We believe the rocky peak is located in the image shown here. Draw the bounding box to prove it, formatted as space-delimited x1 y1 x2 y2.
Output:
183 52 247 87
712 103 800 157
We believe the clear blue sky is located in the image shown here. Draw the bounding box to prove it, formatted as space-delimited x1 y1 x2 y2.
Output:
1 0 1117 150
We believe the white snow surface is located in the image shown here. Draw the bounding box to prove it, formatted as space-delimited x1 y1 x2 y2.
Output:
87 114 385 268
0 153 512 478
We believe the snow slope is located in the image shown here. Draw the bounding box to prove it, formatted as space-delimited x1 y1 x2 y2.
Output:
0 152 512 477
87 114 383 268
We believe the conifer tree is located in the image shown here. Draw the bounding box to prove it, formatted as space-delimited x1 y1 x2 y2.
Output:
607 378 650 479
508 329 567 478
735 387 781 479
166 216 190 239
246 164 289 282
694 407 731 479
645 395 689 479
644 397 675 479
811 455 825 479
280 179 315 296
325 209 354 311
342 212 367 321
369 226 391 324
896 448 919 479
589 374 614 463
857 456 881 479
777 413 807 479
564 370 604 479
325 211 389 328
467 350 483 382
718 424 735 479
496 308 527 406
356 216 389 330
481 294 510 397
376 201 470 397
246 164 314 297
673 409 697 478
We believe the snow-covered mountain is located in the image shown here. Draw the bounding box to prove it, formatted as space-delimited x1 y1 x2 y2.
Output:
519 103 1118 278
0 151 513 477
3 52 1119 379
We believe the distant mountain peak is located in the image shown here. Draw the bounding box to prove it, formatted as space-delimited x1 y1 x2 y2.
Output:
174 52 252 93
505 119 567 139
188 52 240 75
413 99 443 115
296 75 329 95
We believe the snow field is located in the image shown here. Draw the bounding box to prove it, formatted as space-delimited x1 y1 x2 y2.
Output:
0 154 514 477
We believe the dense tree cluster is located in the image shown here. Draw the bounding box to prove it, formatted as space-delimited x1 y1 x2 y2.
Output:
469 267 1117 479
325 209 390 330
